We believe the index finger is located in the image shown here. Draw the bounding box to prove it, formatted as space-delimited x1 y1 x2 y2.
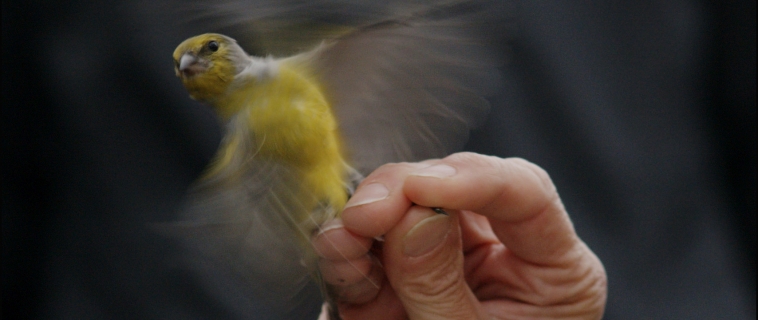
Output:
402 152 579 266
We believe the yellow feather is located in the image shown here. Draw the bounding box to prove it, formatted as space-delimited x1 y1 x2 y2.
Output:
234 62 348 222
168 6 503 314
173 34 237 103
174 33 348 227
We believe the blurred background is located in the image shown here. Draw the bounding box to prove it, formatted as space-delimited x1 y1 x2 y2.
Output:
3 0 754 319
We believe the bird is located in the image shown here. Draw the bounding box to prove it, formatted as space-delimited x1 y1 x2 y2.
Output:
166 1 504 318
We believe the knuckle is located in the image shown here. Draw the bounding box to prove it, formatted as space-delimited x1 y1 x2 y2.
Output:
508 157 557 196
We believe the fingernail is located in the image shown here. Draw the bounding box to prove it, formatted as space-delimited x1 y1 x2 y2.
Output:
410 164 457 178
344 183 389 208
316 219 344 236
403 214 451 257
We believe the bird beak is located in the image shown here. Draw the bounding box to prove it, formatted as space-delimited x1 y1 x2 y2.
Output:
177 53 205 78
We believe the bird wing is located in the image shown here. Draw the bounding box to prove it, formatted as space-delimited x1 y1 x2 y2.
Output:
161 2 506 318
188 1 505 173
300 9 503 174
157 114 326 318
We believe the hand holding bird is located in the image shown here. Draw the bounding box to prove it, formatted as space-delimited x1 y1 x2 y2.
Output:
168 2 507 318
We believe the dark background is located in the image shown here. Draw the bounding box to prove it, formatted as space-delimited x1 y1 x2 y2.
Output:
3 0 755 319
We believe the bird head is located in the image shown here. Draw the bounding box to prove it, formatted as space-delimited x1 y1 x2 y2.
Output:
173 33 250 105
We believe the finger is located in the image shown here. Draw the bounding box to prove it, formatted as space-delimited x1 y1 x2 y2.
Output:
319 255 374 287
323 255 385 305
313 220 384 305
341 162 425 238
312 219 373 261
382 206 487 320
458 210 500 253
403 152 579 265
338 281 407 320
321 162 422 312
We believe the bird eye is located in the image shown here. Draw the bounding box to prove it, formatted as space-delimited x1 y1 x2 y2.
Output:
207 41 219 52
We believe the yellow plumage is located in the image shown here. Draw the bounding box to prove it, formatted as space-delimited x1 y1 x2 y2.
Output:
173 34 348 228
173 35 236 104
244 63 347 216
167 5 503 317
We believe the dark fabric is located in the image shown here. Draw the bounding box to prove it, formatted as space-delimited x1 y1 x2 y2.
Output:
466 2 755 318
3 0 754 319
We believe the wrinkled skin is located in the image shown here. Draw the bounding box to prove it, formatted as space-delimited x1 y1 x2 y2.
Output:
313 152 607 320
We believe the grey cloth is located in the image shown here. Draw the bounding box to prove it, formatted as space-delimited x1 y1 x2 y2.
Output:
3 0 754 319
465 2 755 318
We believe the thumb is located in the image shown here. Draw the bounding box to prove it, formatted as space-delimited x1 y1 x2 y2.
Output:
382 206 485 320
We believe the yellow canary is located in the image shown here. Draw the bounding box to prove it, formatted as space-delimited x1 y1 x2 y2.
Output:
174 33 350 226
167 3 502 318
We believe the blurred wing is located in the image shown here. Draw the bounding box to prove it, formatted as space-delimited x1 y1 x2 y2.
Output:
188 3 503 172
156 115 324 319
308 10 504 174
162 1 506 318
183 1 435 56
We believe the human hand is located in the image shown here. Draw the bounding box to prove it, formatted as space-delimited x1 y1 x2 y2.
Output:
313 152 607 319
